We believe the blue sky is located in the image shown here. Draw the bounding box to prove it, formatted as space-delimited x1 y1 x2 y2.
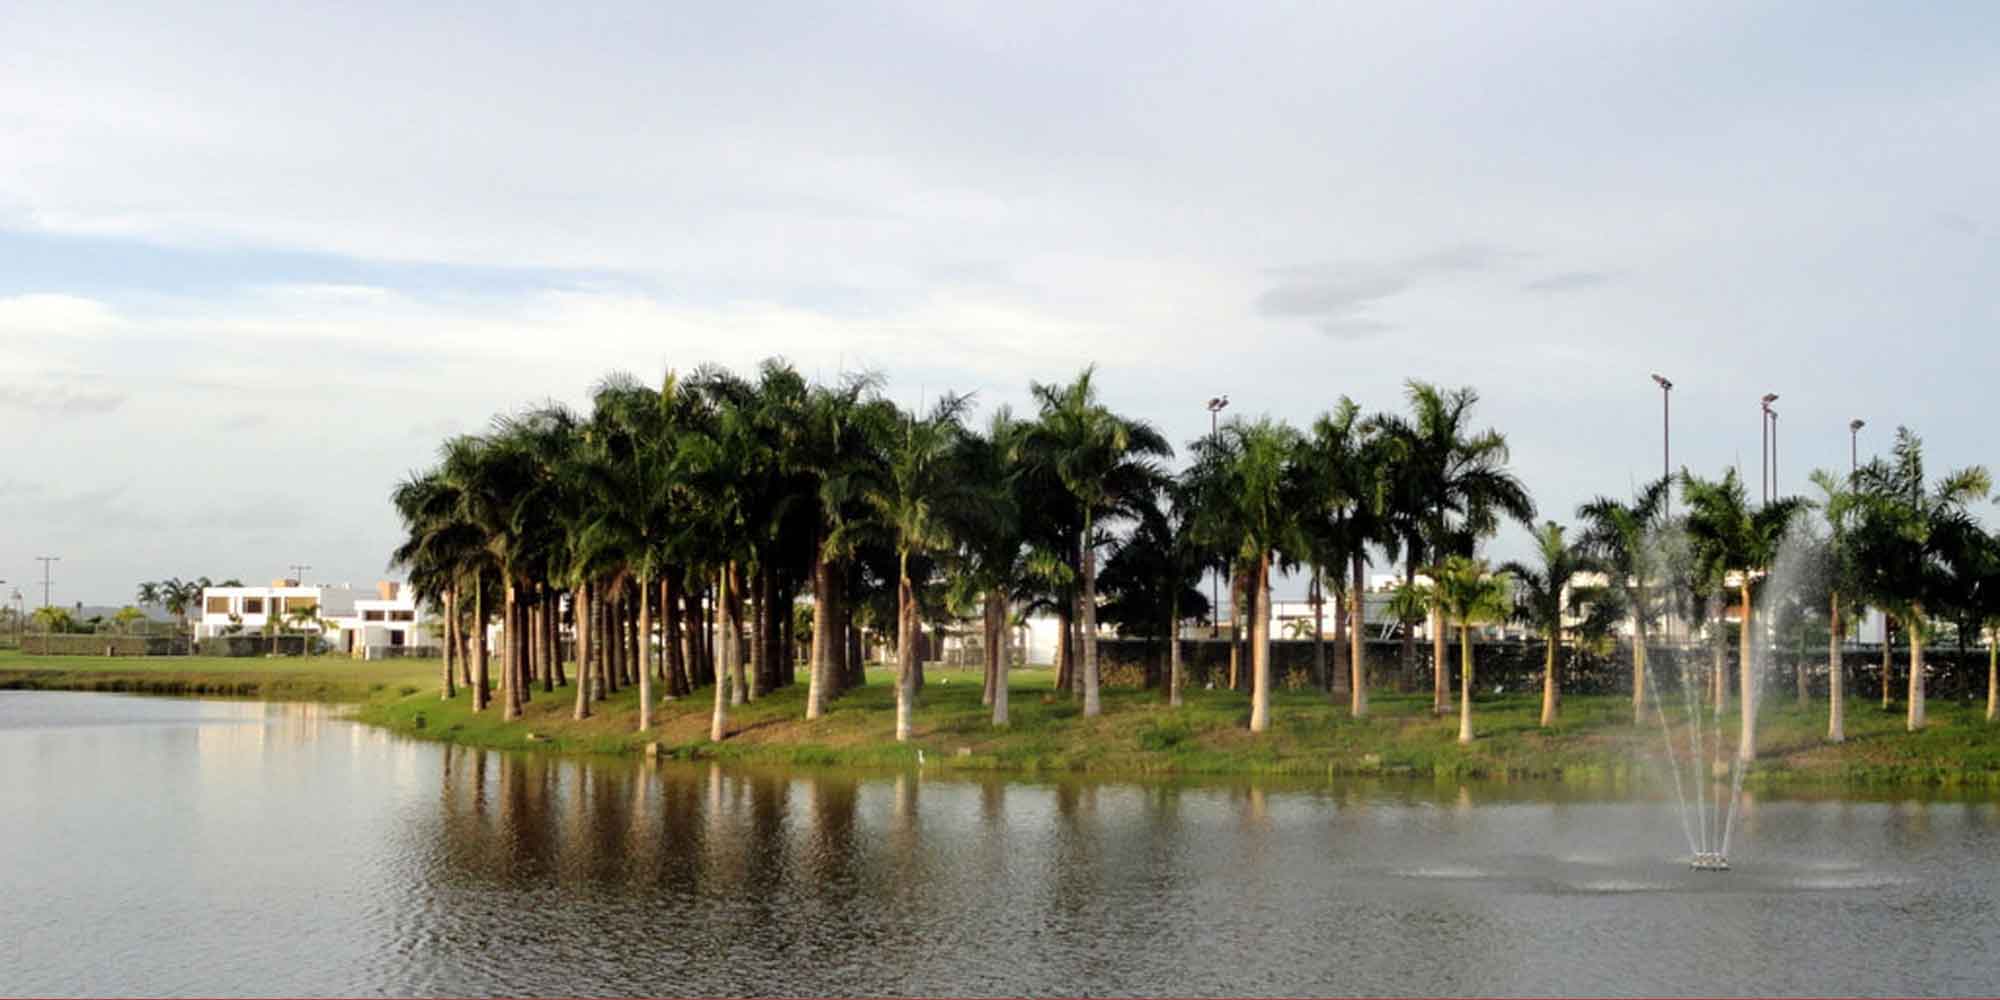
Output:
2 0 1996 604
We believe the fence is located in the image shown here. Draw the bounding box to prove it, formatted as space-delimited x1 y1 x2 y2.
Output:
14 634 194 657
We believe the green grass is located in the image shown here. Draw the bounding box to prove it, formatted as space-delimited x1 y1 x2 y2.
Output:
0 650 435 703
8 649 1999 787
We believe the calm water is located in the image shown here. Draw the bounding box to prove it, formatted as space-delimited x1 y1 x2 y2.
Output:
3 691 1999 997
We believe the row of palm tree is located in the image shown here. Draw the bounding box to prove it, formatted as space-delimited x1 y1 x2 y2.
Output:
390 360 1998 759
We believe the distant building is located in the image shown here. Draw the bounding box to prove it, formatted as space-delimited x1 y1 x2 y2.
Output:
197 579 434 658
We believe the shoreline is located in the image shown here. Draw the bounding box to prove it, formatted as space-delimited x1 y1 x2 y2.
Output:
7 653 2000 790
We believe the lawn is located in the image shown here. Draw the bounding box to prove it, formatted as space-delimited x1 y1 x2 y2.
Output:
7 650 1999 787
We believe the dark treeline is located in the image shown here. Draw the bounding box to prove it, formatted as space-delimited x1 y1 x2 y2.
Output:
390 359 2000 757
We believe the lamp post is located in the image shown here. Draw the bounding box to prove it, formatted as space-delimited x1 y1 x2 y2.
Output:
35 556 59 612
1759 394 1779 503
1651 372 1672 487
1849 419 1865 482
1206 395 1229 637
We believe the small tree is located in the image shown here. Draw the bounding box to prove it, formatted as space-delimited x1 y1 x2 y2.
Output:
1433 556 1511 744
1501 522 1595 727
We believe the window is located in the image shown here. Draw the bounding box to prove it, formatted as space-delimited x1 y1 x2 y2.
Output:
363 610 386 622
206 597 229 614
242 597 265 614
280 597 318 614
389 610 414 622
389 630 405 647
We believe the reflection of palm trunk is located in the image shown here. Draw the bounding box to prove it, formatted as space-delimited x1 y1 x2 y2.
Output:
1907 606 1926 731
1826 592 1843 742
1350 554 1368 717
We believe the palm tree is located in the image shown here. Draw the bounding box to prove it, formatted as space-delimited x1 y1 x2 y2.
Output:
1025 367 1172 718
1297 398 1386 714
1502 522 1593 727
1186 416 1302 733
1095 485 1209 706
1681 467 1807 760
801 374 894 720
865 394 971 742
1808 468 1867 742
1577 477 1672 724
1372 381 1535 715
1432 555 1511 744
1846 428 1990 731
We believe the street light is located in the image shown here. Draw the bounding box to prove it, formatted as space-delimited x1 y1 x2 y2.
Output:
1849 419 1866 481
1205 395 1229 636
1650 373 1672 483
1760 394 1779 503
35 556 59 612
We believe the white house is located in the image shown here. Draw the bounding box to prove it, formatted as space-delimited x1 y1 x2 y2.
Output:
197 579 435 658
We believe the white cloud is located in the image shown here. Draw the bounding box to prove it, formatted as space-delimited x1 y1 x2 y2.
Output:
0 293 121 335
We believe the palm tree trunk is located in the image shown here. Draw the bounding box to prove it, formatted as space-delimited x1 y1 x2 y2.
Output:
472 585 490 710
1458 623 1475 744
663 576 684 698
1250 552 1273 733
1711 610 1726 717
808 554 835 720
573 580 593 720
748 570 766 701
1985 629 1996 723
1882 616 1894 708
538 591 553 693
710 568 731 742
1540 624 1559 727
1331 580 1350 699
1350 553 1368 717
1737 582 1755 762
988 584 1008 728
1631 587 1648 724
1907 607 1926 731
1401 548 1417 692
729 565 749 705
1082 518 1103 718
503 581 522 721
982 592 999 707
1311 572 1327 693
1168 586 1184 709
1229 569 1246 692
896 556 916 743
441 585 457 700
1827 591 1844 742
637 572 654 732
1054 603 1072 694
1432 605 1448 715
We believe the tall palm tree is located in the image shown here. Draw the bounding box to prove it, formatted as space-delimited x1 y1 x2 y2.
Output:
1432 555 1511 744
801 374 894 720
1297 398 1386 714
1577 477 1672 724
1808 468 1867 742
1681 467 1807 760
1846 428 1990 731
864 394 971 742
1372 381 1535 715
1186 416 1302 733
1502 521 1594 727
1024 367 1172 718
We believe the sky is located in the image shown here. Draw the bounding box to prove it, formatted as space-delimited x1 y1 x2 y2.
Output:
3 1 1996 607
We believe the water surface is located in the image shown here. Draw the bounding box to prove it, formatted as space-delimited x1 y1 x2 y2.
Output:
3 691 1997 996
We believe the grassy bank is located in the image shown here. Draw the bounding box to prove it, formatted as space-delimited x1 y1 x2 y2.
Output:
8 650 1998 787
0 650 436 702
354 662 2000 788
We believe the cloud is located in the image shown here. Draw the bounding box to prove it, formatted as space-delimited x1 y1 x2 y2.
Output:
1317 318 1397 340
0 383 128 416
0 293 120 334
1259 244 1518 330
1522 271 1613 293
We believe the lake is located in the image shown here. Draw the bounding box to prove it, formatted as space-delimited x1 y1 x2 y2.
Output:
3 690 1997 996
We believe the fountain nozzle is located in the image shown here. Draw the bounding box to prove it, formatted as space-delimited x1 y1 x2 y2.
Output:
1691 852 1731 871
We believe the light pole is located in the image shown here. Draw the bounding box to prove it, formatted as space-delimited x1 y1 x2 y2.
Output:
1651 372 1672 483
1205 395 1229 637
35 556 59 612
1849 419 1865 482
1759 394 1779 503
